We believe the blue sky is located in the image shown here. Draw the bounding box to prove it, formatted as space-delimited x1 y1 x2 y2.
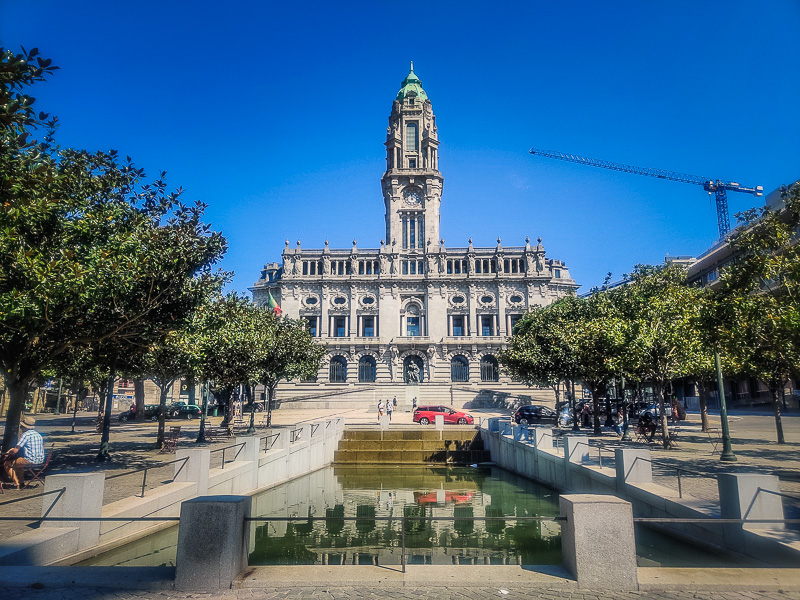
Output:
3 1 798 293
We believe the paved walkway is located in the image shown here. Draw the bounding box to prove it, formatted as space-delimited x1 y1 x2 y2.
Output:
5 585 800 600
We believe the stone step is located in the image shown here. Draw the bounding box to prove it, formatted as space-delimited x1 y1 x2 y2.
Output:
333 449 489 465
342 429 479 442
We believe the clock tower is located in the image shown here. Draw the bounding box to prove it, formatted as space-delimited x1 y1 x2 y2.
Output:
381 63 443 254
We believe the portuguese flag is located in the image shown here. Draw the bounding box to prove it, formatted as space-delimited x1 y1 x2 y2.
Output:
268 291 282 315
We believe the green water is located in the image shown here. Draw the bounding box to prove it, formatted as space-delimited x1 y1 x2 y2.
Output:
248 465 562 566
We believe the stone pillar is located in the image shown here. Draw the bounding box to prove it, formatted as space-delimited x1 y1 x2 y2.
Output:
531 427 553 451
563 436 589 464
560 494 638 590
615 448 652 488
174 448 211 496
719 473 784 533
175 495 251 590
235 436 261 492
42 472 105 550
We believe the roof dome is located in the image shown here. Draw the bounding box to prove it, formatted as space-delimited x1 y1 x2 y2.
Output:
396 61 428 102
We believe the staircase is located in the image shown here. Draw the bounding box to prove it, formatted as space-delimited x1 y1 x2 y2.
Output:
333 426 490 465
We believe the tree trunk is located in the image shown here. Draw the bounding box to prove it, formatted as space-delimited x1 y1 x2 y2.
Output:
2 380 32 452
156 382 172 449
658 386 671 449
134 379 146 422
696 380 710 432
551 381 561 407
96 357 117 461
770 385 786 445
266 383 277 427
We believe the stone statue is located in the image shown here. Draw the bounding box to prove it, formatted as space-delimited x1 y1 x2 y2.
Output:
322 255 331 275
390 256 398 275
405 361 420 384
379 253 388 274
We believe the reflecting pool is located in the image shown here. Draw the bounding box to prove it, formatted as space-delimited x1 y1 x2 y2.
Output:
248 465 562 566
77 464 759 568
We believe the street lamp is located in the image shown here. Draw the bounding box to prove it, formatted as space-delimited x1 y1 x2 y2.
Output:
714 351 737 462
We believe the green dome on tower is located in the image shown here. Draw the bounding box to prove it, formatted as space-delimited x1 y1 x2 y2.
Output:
396 61 428 102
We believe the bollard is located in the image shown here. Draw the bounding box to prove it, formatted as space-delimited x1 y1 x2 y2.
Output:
531 427 553 450
718 473 785 549
560 494 638 590
175 495 251 590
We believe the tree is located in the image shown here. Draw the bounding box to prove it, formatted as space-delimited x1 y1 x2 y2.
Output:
135 333 194 449
254 311 326 427
499 299 580 414
0 48 227 451
622 264 704 448
196 294 262 426
713 184 800 445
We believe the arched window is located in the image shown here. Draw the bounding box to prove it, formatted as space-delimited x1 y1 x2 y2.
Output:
480 355 499 382
358 356 376 383
405 121 418 151
451 355 469 383
329 356 347 383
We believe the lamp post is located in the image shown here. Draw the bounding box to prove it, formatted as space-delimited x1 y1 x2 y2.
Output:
714 350 737 462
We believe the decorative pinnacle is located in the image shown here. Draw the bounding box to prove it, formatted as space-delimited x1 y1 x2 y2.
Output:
526 236 530 243
410 60 414 72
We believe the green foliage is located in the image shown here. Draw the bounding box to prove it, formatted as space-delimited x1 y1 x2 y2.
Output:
0 48 226 450
711 184 800 443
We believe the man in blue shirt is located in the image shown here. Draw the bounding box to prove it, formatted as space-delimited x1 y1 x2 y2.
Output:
2 416 44 489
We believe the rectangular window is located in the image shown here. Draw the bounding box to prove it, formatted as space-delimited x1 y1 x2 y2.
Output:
405 122 418 151
409 158 416 168
366 261 372 275
410 217 416 248
310 262 316 275
402 218 408 249
410 261 416 275
334 316 346 338
402 261 409 275
447 260 452 274
481 315 494 337
406 316 420 337
363 316 375 337
305 316 317 337
452 315 465 337
509 314 521 333
554 269 561 278
302 262 308 275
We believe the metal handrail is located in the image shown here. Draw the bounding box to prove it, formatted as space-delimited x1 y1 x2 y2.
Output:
310 423 320 437
259 432 280 452
756 487 800 503
0 486 66 508
105 456 190 498
290 428 303 443
209 441 246 469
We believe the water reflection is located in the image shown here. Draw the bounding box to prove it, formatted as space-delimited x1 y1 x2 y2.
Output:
248 465 562 566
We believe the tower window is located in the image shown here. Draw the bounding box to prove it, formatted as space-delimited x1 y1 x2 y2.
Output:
405 121 418 151
452 315 465 337
409 158 416 169
362 316 375 337
333 316 347 337
406 316 420 336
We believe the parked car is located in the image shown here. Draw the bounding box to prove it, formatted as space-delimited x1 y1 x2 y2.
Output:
167 402 202 419
637 403 670 421
413 405 474 425
513 405 558 426
118 404 160 421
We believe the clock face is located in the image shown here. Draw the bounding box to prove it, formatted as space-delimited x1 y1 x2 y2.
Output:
403 188 422 206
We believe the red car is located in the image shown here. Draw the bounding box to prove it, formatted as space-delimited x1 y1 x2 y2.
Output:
413 405 474 425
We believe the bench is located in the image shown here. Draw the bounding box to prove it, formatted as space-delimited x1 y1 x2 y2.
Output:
204 426 233 442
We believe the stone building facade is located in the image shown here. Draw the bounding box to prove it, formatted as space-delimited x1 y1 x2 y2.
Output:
252 65 578 394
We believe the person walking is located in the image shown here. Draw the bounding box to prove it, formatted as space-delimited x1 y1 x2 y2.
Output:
2 416 44 489
386 399 393 422
377 399 384 422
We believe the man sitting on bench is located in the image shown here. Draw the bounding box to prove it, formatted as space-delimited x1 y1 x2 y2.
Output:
2 416 44 489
